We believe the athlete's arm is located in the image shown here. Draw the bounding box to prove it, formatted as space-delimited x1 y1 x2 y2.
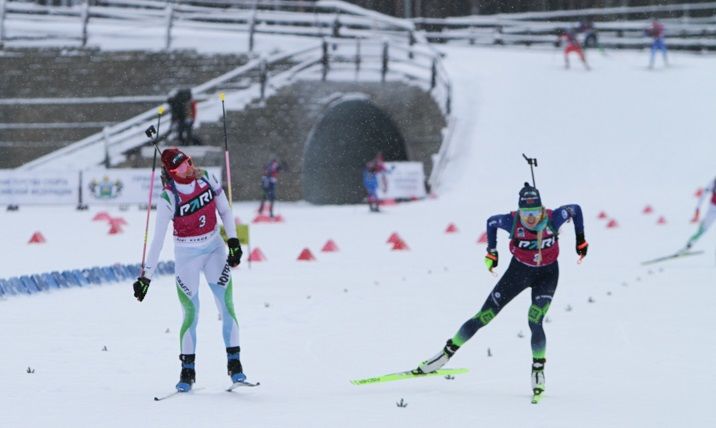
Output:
143 190 174 280
486 213 514 249
209 173 237 240
552 204 585 235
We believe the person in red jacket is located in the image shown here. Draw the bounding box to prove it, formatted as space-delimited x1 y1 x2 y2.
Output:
560 28 590 71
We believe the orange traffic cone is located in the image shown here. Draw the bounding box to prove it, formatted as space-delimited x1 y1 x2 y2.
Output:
248 248 266 262
391 239 409 251
387 232 402 244
642 205 654 214
656 216 667 225
297 248 316 261
597 211 608 220
321 239 339 252
445 223 458 233
606 219 619 229
28 232 46 244
92 211 111 221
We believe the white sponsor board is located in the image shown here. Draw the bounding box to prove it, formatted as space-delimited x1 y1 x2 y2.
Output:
376 161 427 200
82 167 222 205
0 170 78 205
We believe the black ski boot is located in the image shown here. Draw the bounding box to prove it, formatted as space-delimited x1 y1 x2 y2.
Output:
176 354 196 392
227 346 246 383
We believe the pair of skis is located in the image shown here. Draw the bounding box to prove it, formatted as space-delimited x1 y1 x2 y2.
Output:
153 380 260 401
351 367 544 404
641 249 704 265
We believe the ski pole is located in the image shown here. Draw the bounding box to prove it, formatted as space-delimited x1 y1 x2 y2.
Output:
140 106 165 277
522 153 538 187
220 93 234 206
219 93 248 268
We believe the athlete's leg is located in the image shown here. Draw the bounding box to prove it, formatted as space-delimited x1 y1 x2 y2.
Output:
417 258 533 373
528 262 559 360
650 41 658 68
687 204 716 247
204 241 240 349
451 258 532 347
174 248 203 355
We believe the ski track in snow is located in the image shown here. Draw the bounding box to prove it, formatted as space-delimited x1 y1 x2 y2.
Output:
1 45 716 427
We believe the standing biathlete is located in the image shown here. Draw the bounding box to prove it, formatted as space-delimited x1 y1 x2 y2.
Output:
685 177 716 250
415 183 588 400
133 147 246 392
647 19 668 69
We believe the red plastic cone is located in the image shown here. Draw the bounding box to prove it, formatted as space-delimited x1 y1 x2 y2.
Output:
28 232 46 244
92 211 111 222
695 188 704 198
108 224 123 234
597 211 608 220
477 232 488 244
297 248 316 261
248 248 266 262
656 216 667 225
321 239 339 252
387 232 402 244
391 239 409 251
606 219 619 229
445 223 458 233
109 217 127 226
642 205 654 214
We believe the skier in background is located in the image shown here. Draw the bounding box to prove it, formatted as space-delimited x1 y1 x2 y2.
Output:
684 176 716 250
647 19 668 69
363 152 387 212
132 147 246 392
559 27 590 71
258 157 282 218
415 183 588 402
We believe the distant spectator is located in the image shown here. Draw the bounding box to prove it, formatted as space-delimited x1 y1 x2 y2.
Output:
258 157 282 218
646 19 668 69
168 88 198 145
363 152 387 213
559 28 590 71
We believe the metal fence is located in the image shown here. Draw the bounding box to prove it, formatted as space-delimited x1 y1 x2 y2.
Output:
17 36 451 171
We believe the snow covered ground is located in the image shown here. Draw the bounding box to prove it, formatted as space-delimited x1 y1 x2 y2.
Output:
2 45 715 427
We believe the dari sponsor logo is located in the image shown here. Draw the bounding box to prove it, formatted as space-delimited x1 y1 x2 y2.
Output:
517 237 556 250
178 189 214 216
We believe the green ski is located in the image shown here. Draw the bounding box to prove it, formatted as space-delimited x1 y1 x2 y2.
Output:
531 389 544 404
350 368 468 386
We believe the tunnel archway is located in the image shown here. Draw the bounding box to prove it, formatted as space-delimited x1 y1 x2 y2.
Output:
302 95 408 204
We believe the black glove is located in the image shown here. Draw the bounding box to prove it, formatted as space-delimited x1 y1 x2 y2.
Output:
227 238 243 267
133 277 150 302
484 249 498 271
576 233 589 257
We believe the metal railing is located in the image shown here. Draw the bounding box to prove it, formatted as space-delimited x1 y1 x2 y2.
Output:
18 36 451 171
0 0 418 49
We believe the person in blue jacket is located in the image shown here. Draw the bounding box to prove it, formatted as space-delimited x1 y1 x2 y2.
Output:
415 183 588 400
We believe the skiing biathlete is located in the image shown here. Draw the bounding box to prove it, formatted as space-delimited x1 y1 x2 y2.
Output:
685 177 716 250
560 28 590 70
415 183 588 401
133 147 246 392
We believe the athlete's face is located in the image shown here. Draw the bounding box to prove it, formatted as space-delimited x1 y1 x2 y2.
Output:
519 207 544 228
170 157 194 179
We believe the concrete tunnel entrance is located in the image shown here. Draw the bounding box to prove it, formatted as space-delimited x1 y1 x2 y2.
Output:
302 97 408 204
